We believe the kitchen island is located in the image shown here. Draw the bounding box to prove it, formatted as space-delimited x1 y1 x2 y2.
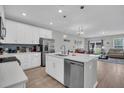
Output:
46 53 98 88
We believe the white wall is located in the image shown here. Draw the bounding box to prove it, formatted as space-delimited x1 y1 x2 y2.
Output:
52 31 85 52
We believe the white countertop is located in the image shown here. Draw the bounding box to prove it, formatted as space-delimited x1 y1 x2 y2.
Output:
47 53 99 63
0 62 28 88
0 52 40 58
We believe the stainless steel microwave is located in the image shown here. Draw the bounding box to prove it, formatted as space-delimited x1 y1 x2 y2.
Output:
0 16 6 40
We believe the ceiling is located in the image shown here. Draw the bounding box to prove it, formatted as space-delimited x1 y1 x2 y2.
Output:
4 5 124 38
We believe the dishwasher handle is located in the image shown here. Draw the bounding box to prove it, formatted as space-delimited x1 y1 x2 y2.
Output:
71 62 75 64
70 61 84 66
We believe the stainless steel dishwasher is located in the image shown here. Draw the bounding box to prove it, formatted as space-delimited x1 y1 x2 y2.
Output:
64 59 84 88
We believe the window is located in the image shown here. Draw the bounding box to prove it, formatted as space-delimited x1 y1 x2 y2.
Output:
113 38 124 49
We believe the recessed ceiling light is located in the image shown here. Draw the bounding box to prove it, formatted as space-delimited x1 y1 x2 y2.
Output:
58 9 62 13
50 22 53 25
22 12 27 16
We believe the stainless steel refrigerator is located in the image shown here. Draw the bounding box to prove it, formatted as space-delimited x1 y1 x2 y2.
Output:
39 38 55 67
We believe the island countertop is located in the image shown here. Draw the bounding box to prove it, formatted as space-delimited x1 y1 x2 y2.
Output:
46 53 99 63
0 62 28 88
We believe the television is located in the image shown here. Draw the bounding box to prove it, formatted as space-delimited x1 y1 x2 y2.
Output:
0 16 6 40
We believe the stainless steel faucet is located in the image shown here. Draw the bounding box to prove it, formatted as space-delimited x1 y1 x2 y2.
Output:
60 45 66 54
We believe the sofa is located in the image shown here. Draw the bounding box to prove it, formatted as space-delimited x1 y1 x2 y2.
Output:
75 48 85 54
107 49 124 59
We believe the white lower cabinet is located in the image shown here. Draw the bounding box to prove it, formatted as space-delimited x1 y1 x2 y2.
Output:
15 53 41 70
30 53 41 68
56 58 64 84
46 56 55 77
46 55 64 84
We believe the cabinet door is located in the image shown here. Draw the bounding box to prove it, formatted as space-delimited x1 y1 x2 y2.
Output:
25 29 33 44
4 20 29 44
39 28 52 39
46 56 64 84
15 55 26 69
16 26 26 44
31 53 41 67
31 27 40 44
17 23 32 44
46 56 55 77
16 54 31 70
4 20 18 43
46 55 51 74
55 58 64 84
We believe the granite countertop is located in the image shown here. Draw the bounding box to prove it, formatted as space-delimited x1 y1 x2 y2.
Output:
47 53 99 63
0 62 28 88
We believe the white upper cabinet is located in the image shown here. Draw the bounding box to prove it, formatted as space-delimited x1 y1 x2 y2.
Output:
0 5 5 25
0 6 6 42
16 23 27 44
31 27 40 44
3 20 18 43
18 23 33 44
2 19 52 44
39 28 52 39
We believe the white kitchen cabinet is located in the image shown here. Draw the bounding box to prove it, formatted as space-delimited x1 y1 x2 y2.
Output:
7 52 41 70
3 20 18 43
30 53 41 68
1 19 52 44
16 23 29 44
16 24 27 44
25 30 33 44
46 55 59 79
2 20 26 44
39 28 52 39
56 58 64 84
0 6 6 42
0 5 5 26
15 55 23 68
46 55 55 77
46 55 64 84
15 54 32 70
31 27 40 44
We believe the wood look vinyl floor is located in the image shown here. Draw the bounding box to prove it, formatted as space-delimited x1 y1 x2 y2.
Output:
25 61 124 88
